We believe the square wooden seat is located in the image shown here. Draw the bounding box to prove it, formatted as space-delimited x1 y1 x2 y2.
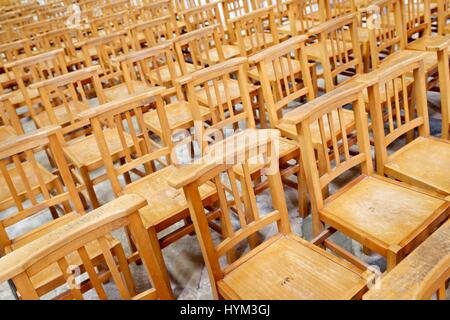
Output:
124 166 217 229
195 78 258 107
220 235 369 299
304 39 354 61
247 56 302 82
34 101 89 128
148 63 197 86
379 50 439 73
383 137 450 195
321 175 447 254
143 101 210 136
104 80 153 102
200 45 241 63
405 34 450 52
63 128 135 170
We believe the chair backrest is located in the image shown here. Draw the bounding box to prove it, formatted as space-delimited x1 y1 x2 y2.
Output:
361 53 431 175
30 66 107 137
180 1 226 32
35 28 81 65
308 13 364 91
0 125 84 255
114 41 181 97
281 0 325 35
367 0 406 69
78 30 130 84
77 88 172 197
177 57 257 153
282 81 372 231
129 16 176 50
167 128 287 299
0 39 34 81
3 49 69 114
89 11 131 37
325 0 357 19
0 194 173 300
230 6 279 56
249 35 315 129
173 0 207 11
401 0 432 39
134 0 177 30
173 25 227 73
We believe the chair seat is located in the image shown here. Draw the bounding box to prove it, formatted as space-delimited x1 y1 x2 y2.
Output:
305 39 354 61
8 87 39 105
124 166 217 228
0 71 15 85
278 109 355 144
233 136 298 176
104 80 153 101
321 175 448 253
148 63 198 86
247 57 302 82
219 235 368 299
384 137 450 196
380 49 438 73
200 44 241 63
143 100 210 136
406 34 450 52
63 127 134 169
0 161 57 205
196 78 258 107
277 19 317 36
242 33 276 52
34 101 89 128
0 125 17 141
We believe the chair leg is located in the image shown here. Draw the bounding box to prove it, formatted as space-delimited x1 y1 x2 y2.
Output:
297 164 308 218
80 166 100 209
112 244 136 296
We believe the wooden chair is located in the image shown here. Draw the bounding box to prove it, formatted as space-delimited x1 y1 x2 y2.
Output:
249 35 343 217
29 66 106 137
0 39 34 90
229 6 280 57
167 128 374 299
305 13 364 92
35 28 85 70
0 125 127 297
76 89 218 252
76 30 131 90
0 194 174 300
364 219 450 300
177 58 301 221
2 49 69 120
108 41 173 102
177 57 263 148
129 16 176 50
282 81 449 271
361 54 450 197
367 0 450 136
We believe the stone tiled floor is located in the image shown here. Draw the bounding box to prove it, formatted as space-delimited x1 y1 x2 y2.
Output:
0 92 444 300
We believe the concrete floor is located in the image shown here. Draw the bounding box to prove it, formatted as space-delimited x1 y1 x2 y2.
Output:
0 92 445 300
